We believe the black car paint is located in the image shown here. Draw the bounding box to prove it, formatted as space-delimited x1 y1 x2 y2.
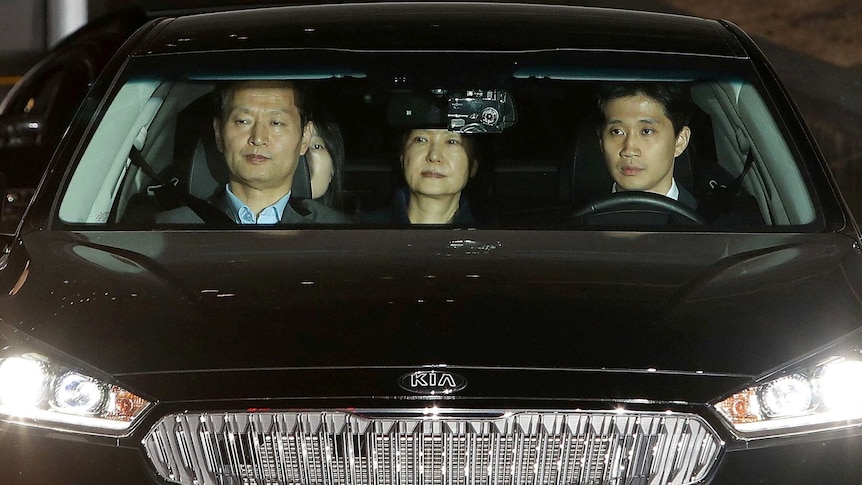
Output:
5 229 861 398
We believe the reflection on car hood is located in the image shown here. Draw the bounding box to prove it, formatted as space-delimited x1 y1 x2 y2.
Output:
6 229 862 404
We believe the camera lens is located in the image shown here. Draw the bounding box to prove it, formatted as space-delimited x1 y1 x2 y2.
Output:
481 107 500 126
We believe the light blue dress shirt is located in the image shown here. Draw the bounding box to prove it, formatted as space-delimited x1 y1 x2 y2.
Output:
224 184 291 224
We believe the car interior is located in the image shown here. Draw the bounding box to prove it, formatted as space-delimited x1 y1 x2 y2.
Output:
55 62 818 230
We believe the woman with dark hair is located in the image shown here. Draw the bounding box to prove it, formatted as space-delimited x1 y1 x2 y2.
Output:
306 109 345 208
360 128 480 225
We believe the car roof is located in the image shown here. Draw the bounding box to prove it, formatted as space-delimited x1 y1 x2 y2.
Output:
137 2 747 58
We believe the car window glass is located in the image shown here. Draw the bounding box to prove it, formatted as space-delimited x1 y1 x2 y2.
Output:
59 79 162 223
55 55 818 230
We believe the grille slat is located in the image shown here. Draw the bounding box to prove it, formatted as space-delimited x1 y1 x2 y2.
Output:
143 410 722 485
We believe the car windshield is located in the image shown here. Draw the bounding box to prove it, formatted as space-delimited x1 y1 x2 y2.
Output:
56 49 820 230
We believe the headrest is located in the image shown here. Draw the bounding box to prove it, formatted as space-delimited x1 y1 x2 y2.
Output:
562 118 694 206
175 92 313 202
560 118 613 207
188 129 228 200
186 128 313 201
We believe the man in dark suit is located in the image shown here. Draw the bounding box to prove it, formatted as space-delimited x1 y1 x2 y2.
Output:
157 80 348 224
597 82 697 209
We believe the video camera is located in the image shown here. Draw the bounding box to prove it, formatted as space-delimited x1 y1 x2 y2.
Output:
387 88 516 134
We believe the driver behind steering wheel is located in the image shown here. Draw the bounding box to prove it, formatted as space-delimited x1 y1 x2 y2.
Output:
597 82 695 209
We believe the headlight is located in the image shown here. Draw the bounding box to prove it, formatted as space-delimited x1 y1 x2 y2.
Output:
715 356 862 437
0 353 150 436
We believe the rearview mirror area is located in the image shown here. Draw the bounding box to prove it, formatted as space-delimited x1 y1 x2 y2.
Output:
386 89 516 134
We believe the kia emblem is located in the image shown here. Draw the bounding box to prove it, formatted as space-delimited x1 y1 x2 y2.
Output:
399 370 468 395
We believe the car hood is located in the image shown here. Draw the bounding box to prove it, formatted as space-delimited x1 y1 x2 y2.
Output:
5 229 862 405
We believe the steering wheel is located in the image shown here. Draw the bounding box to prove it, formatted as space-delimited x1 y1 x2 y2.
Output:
570 191 706 225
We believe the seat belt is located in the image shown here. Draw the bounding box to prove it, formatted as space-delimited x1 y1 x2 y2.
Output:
128 147 234 225
288 198 311 217
700 148 758 222
723 148 757 199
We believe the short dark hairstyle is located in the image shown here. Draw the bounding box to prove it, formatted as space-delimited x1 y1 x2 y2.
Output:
309 108 345 208
212 80 307 126
596 82 692 135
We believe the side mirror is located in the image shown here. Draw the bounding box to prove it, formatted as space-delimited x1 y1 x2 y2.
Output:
0 171 8 234
0 176 14 272
0 172 7 234
0 172 20 236
0 186 35 235
0 170 6 214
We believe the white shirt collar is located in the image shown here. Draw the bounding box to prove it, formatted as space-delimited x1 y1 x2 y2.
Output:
612 178 679 201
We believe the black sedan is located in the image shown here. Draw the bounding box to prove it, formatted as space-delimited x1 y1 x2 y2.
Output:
1 3 861 484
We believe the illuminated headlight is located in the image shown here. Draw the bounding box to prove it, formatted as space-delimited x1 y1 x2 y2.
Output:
0 353 150 436
715 357 862 437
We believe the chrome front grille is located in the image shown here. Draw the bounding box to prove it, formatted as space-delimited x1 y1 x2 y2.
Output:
143 410 722 485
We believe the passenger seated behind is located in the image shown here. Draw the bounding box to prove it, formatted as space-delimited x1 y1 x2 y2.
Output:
597 82 696 209
307 108 345 208
156 80 349 224
361 128 480 225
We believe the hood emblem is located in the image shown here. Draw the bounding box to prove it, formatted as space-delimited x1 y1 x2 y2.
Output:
399 370 467 395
